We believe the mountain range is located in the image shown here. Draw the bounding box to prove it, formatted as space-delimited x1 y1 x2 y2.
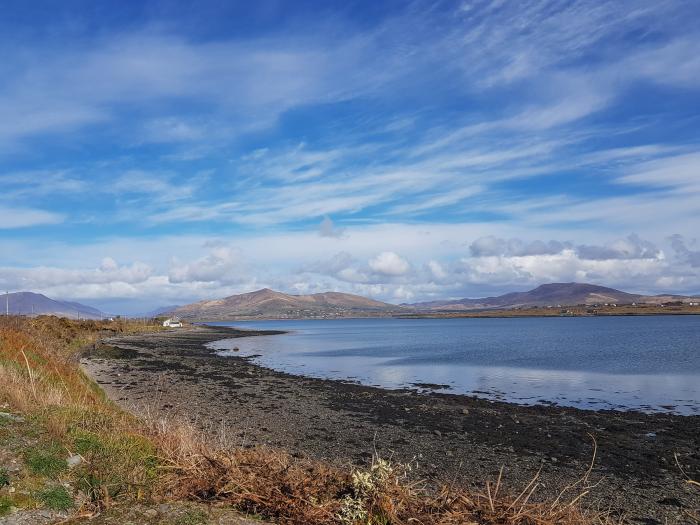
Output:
6 283 698 321
2 292 106 319
409 282 699 311
167 283 699 320
169 288 401 320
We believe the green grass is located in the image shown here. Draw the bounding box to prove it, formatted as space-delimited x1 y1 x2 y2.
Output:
37 485 73 511
71 429 104 455
73 431 159 502
0 495 12 516
0 467 9 486
176 508 208 525
25 444 67 478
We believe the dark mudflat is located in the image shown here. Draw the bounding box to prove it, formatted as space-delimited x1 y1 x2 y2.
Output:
81 325 700 524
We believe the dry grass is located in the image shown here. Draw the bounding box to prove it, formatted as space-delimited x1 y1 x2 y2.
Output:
152 421 614 525
0 315 620 524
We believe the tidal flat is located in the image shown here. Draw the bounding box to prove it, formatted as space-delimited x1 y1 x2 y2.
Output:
81 325 700 524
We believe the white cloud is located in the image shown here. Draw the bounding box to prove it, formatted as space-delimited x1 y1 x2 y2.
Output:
0 259 152 290
0 206 64 228
110 169 205 203
616 152 700 192
427 260 448 280
368 251 410 276
577 234 660 261
168 247 249 285
0 170 85 199
668 235 700 268
141 118 209 143
0 229 697 311
470 236 570 257
318 215 346 238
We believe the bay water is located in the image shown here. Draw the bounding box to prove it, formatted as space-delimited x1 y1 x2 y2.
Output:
206 316 700 414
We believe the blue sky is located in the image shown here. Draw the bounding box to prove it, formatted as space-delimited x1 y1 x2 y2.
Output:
1 0 699 313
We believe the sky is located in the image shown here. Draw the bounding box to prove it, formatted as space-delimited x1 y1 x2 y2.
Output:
1 0 699 314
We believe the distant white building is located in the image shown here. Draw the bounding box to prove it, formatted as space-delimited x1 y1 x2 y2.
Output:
163 317 183 328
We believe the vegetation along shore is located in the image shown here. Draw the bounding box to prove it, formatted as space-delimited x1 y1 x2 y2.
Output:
1 317 698 524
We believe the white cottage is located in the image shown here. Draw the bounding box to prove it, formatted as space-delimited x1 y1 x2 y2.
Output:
163 317 183 328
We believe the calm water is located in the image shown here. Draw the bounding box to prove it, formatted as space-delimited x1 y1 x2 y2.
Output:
206 316 700 415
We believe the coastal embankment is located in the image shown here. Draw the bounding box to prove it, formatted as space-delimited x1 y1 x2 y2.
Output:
81 325 700 523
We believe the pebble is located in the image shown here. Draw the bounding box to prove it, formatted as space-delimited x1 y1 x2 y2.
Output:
67 455 83 468
0 412 25 422
143 508 158 518
433 430 442 437
461 408 469 415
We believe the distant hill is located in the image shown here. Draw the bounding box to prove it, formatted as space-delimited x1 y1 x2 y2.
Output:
410 283 699 311
2 292 105 319
170 288 403 320
142 305 181 318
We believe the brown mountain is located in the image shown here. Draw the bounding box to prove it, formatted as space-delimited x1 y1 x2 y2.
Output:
410 282 699 311
2 292 105 319
170 288 403 320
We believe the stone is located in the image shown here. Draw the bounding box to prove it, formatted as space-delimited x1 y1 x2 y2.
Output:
461 408 469 415
0 412 24 422
433 430 442 437
67 455 83 468
143 508 158 518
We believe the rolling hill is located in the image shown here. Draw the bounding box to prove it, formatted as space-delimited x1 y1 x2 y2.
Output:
170 288 404 320
2 292 106 319
409 282 699 311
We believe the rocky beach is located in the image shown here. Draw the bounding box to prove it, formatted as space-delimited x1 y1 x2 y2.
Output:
81 325 700 524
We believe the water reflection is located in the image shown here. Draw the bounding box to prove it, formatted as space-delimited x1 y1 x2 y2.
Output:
207 317 700 415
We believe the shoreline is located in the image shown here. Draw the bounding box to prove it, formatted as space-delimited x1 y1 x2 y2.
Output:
187 307 700 321
81 325 700 523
